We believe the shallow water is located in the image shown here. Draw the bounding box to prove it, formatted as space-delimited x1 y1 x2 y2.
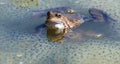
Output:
0 0 120 64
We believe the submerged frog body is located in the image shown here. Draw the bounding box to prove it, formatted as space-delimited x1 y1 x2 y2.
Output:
35 7 116 43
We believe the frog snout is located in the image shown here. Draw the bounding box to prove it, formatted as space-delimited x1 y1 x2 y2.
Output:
47 11 54 17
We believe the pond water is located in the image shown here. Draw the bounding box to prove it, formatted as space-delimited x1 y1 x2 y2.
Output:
0 0 120 64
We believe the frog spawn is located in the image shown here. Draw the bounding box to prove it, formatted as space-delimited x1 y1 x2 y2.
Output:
67 30 103 42
0 0 120 64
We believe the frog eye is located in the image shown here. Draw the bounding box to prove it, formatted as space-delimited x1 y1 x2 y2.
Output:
55 13 61 18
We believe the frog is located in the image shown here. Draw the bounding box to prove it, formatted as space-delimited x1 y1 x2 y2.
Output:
45 11 84 29
35 7 116 43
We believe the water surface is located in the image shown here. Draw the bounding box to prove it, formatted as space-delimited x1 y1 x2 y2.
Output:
0 0 120 64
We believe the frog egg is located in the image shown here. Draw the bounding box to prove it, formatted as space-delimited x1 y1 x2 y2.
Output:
55 23 65 29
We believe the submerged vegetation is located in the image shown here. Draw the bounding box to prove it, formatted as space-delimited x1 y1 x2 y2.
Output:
12 0 38 8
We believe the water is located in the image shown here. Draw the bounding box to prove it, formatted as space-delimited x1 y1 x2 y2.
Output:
0 0 120 64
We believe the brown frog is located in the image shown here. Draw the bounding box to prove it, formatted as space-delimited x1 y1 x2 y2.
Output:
36 8 116 43
45 11 84 29
45 11 86 43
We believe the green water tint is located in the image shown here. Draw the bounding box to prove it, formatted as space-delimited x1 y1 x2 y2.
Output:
0 0 120 64
12 0 38 9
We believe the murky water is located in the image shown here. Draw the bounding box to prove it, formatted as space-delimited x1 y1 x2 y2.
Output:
0 0 120 64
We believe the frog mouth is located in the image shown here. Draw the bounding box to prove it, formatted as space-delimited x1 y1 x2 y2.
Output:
46 22 65 29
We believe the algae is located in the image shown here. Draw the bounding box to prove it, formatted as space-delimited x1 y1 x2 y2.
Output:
12 0 38 9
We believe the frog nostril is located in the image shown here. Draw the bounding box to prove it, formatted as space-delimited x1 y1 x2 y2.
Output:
47 11 55 18
47 11 54 16
47 11 51 15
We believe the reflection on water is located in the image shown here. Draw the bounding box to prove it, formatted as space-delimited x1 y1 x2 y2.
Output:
45 21 116 43
35 14 117 43
46 22 106 43
47 28 69 43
